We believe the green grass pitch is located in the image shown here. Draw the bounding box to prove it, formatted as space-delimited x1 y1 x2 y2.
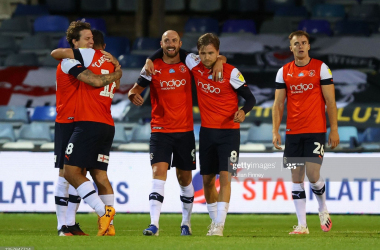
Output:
0 213 379 250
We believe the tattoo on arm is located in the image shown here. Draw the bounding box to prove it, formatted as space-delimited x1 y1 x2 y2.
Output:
77 69 121 87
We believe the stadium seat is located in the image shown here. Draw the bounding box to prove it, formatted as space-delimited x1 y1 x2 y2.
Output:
275 6 308 19
34 15 69 33
117 0 138 12
227 0 259 12
41 54 60 67
165 0 186 11
19 34 53 54
104 36 130 58
131 37 161 55
246 124 273 144
348 4 380 22
334 20 371 36
184 18 219 34
4 53 39 66
260 19 294 35
180 34 199 51
31 106 56 122
0 123 16 143
0 36 18 57
190 0 222 12
303 0 324 12
0 106 29 124
117 123 151 151
46 0 77 13
0 16 32 40
298 19 332 36
80 18 107 35
57 36 70 48
312 4 346 22
18 122 52 145
12 4 49 17
222 20 257 34
327 126 358 148
361 127 380 143
113 123 131 146
2 141 35 150
239 143 266 152
265 0 296 12
118 54 146 68
80 0 112 12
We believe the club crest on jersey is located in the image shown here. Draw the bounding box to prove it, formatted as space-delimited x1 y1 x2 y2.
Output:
309 70 315 77
169 69 175 73
179 65 187 73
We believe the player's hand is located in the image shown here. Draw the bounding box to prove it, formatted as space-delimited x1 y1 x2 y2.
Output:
272 131 282 150
101 50 119 66
211 58 223 82
233 110 245 123
328 129 340 149
128 93 144 106
144 59 155 76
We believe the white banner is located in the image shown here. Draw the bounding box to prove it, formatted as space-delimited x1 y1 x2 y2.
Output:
0 152 379 213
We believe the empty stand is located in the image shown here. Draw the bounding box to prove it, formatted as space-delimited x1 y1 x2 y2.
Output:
117 0 138 12
265 0 296 12
189 0 222 12
18 122 52 145
0 106 28 125
131 37 161 55
222 20 256 34
81 18 107 34
184 18 219 34
104 36 130 58
0 123 16 143
0 16 32 41
312 4 346 22
298 19 332 36
118 54 146 68
46 0 76 13
227 0 259 12
30 106 56 122
334 20 371 36
4 53 39 66
80 0 112 12
165 0 186 11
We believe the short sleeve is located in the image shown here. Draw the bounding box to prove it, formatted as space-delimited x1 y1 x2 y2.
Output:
320 63 333 80
275 67 286 89
229 68 245 89
136 67 152 88
78 48 96 67
185 53 201 70
61 59 82 74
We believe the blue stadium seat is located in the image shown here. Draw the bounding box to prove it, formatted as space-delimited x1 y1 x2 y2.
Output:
165 0 186 11
275 6 308 18
227 0 259 12
0 16 32 39
348 4 380 22
34 15 70 33
4 53 39 66
104 36 130 58
18 122 52 144
118 54 146 68
0 106 28 124
117 0 137 12
0 123 16 143
194 124 201 142
190 0 222 12
80 18 107 35
222 20 257 34
131 37 161 55
260 19 293 35
334 20 371 36
31 106 57 122
265 0 296 12
46 0 76 13
13 4 49 17
184 18 219 34
327 126 358 144
80 0 112 12
361 127 380 143
0 36 18 57
298 19 332 36
130 123 151 142
57 36 70 48
312 4 345 21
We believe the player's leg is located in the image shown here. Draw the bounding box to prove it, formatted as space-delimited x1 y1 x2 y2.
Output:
173 131 196 235
199 127 218 227
285 134 309 234
54 122 72 236
143 132 172 236
305 133 331 232
66 185 87 235
64 122 115 236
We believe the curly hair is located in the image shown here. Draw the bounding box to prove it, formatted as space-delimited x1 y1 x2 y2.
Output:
66 20 91 48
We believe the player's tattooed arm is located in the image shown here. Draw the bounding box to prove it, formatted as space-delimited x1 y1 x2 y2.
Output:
128 83 146 106
322 84 340 149
51 48 74 60
77 68 122 87
272 89 286 150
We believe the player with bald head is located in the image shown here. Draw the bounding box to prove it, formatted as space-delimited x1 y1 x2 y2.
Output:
129 30 226 236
